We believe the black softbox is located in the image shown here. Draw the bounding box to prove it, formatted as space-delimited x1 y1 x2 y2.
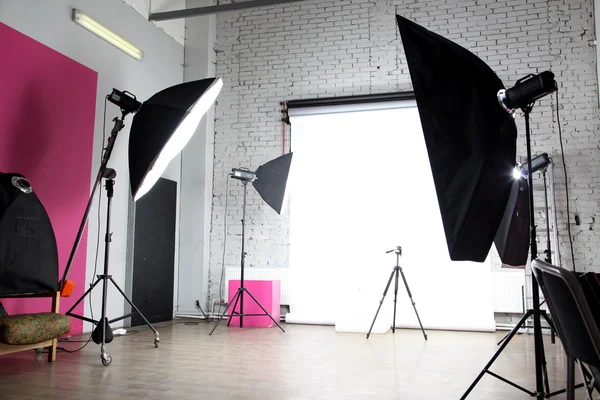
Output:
0 173 58 295
396 15 518 262
494 178 530 267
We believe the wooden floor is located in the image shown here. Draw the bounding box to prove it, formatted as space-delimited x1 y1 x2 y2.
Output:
0 321 590 399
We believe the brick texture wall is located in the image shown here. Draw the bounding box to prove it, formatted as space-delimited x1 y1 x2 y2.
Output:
209 0 599 303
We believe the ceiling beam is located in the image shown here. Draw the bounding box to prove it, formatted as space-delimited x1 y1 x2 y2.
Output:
149 0 309 21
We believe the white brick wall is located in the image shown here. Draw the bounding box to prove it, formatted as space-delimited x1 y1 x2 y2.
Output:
209 0 599 303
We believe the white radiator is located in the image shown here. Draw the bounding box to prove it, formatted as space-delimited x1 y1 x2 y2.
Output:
225 267 290 305
492 271 525 313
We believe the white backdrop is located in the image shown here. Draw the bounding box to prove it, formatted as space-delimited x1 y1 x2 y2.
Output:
287 101 496 333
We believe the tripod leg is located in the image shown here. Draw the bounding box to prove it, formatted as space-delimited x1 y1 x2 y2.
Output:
100 275 111 366
66 277 103 317
210 290 240 335
366 270 395 339
461 310 534 399
108 277 159 347
542 312 558 342
497 329 515 346
393 269 399 334
578 360 594 400
243 289 285 332
540 336 550 395
566 356 575 400
227 290 242 327
399 268 427 340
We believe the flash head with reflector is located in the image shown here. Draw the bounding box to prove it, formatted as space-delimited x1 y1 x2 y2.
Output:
230 152 293 215
498 71 558 113
62 77 223 288
232 169 257 182
514 153 552 179
210 152 293 335
107 89 141 114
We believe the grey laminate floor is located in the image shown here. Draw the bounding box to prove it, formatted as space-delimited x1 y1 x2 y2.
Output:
0 321 590 399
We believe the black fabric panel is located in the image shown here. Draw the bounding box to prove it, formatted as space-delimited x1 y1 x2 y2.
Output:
0 173 58 295
131 178 176 326
253 153 293 215
396 15 517 262
494 178 530 267
129 78 216 198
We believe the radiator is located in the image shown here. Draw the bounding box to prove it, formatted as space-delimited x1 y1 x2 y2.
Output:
225 267 290 305
492 271 525 313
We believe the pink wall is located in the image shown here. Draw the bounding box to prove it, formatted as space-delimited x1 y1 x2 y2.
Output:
0 23 97 334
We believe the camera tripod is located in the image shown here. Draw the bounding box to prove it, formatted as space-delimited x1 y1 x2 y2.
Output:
366 246 427 340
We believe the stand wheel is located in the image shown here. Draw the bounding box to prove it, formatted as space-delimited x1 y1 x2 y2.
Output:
154 338 159 348
101 354 112 366
35 348 44 354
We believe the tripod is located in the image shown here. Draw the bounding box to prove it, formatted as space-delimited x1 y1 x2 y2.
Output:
461 107 580 399
66 171 159 365
209 181 285 335
64 113 159 366
366 246 427 340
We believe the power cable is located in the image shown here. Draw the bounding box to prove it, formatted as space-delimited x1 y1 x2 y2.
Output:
555 91 577 272
218 174 232 305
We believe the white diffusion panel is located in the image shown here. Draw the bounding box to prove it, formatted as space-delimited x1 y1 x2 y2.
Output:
288 102 496 333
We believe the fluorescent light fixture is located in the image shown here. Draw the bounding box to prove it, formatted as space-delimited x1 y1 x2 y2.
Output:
72 9 144 61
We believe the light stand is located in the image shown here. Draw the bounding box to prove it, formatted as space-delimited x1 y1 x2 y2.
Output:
61 110 127 287
540 165 558 344
542 167 552 264
366 246 427 340
209 181 285 335
59 79 223 366
461 107 578 399
65 114 159 366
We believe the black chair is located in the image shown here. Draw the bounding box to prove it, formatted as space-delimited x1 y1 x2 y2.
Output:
532 259 600 400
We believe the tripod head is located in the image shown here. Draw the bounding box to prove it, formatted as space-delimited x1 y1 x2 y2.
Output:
386 246 402 256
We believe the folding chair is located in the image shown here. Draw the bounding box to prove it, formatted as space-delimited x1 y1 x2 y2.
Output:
532 259 600 400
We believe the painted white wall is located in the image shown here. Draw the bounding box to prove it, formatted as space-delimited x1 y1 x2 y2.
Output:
596 0 600 106
0 0 184 331
122 0 186 45
176 0 216 315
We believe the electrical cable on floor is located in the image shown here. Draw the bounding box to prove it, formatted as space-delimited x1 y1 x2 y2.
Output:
195 301 209 318
54 321 204 352
218 174 232 306
555 91 577 272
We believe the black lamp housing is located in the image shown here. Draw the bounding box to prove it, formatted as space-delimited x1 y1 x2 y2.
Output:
517 152 551 178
